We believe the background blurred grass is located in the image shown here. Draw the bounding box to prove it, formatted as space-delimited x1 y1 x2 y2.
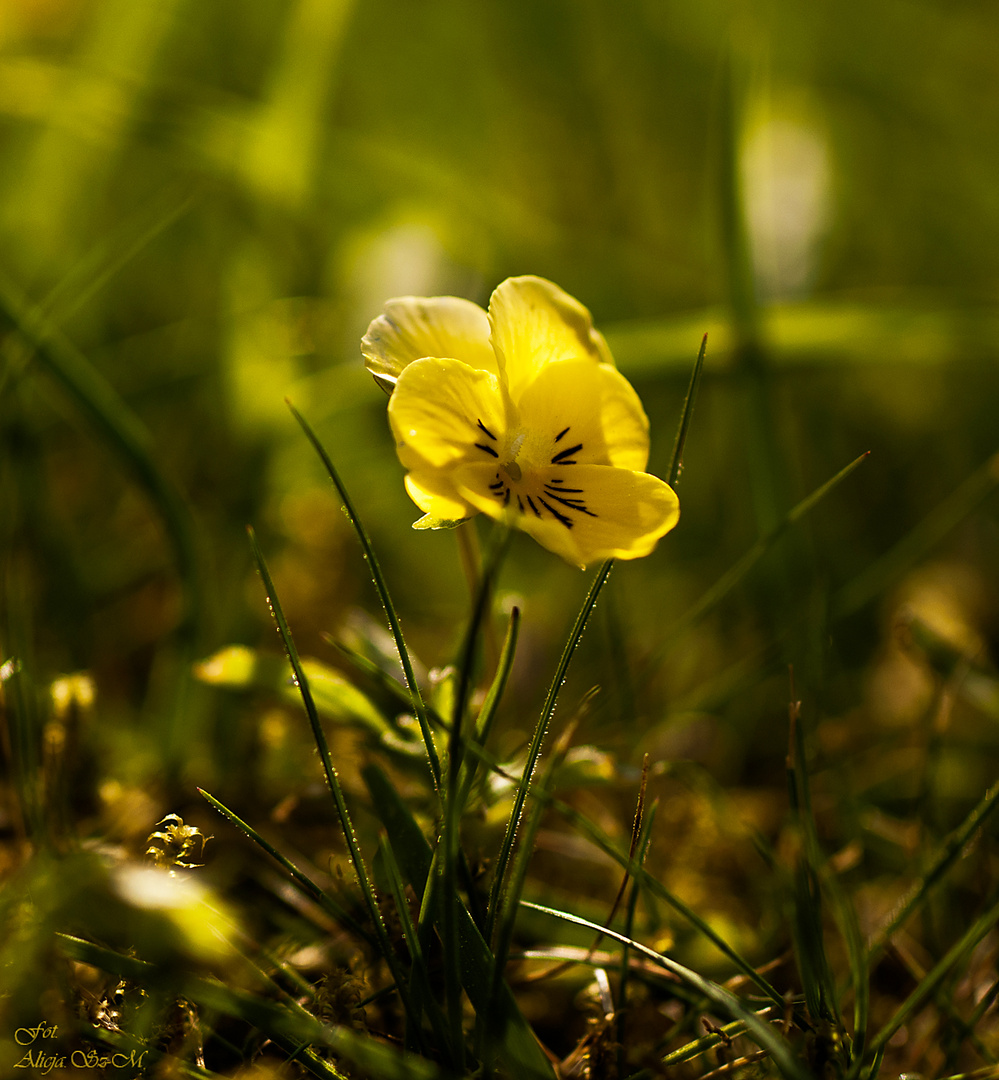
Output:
3 0 999 1072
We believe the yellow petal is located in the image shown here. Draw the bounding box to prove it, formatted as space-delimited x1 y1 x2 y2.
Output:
389 356 507 470
487 276 614 401
516 359 650 472
362 295 495 392
455 463 679 569
404 472 476 524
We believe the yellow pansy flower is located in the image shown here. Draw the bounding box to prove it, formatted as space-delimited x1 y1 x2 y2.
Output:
362 276 680 569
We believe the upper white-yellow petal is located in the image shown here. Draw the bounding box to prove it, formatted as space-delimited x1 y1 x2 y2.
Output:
362 295 496 392
487 276 614 402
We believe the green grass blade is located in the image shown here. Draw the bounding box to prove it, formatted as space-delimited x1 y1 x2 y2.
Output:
448 524 510 782
865 891 999 1062
868 778 999 964
666 451 870 641
485 558 615 943
828 869 869 1076
668 332 707 487
785 693 839 1029
286 400 441 790
246 526 423 1040
328 637 418 707
833 448 999 619
658 1016 753 1068
789 858 836 1025
377 833 454 1063
549 794 807 1028
197 787 372 944
486 722 577 1057
438 526 510 1069
0 269 202 648
361 763 555 1079
38 191 195 329
618 798 658 1061
57 933 440 1080
362 763 433 889
522 900 810 1080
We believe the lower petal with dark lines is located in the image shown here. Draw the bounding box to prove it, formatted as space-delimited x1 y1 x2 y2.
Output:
454 463 679 569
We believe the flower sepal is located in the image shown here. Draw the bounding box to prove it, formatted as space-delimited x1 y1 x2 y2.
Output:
412 513 472 531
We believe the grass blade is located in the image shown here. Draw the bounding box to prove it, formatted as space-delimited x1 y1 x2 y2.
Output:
785 690 839 1029
666 451 870 642
377 833 454 1063
485 558 615 944
865 891 999 1062
618 796 658 1061
833 447 999 619
287 400 441 790
668 332 707 487
658 1016 753 1068
439 524 511 1069
56 933 440 1080
549 794 807 1028
197 787 372 944
246 526 423 1042
0 270 202 649
486 721 577 1058
868 778 999 964
522 900 810 1080
361 763 555 1079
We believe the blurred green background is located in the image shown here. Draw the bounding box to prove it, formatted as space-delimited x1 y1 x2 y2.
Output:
3 0 999 921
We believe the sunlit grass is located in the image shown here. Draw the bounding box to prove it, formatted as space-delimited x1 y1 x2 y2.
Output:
3 1 999 1076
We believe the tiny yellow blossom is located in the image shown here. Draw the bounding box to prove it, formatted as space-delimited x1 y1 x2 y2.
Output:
362 276 679 569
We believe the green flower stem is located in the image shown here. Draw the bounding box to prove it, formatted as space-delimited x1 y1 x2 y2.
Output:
456 606 521 812
440 523 510 1068
455 520 501 673
287 400 441 791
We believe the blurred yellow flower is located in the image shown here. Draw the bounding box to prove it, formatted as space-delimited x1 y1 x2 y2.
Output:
362 276 679 569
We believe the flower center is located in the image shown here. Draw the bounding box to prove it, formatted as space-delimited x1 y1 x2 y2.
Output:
477 419 597 529
501 430 526 482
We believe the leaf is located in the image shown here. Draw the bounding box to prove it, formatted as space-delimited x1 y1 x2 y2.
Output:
194 644 390 735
